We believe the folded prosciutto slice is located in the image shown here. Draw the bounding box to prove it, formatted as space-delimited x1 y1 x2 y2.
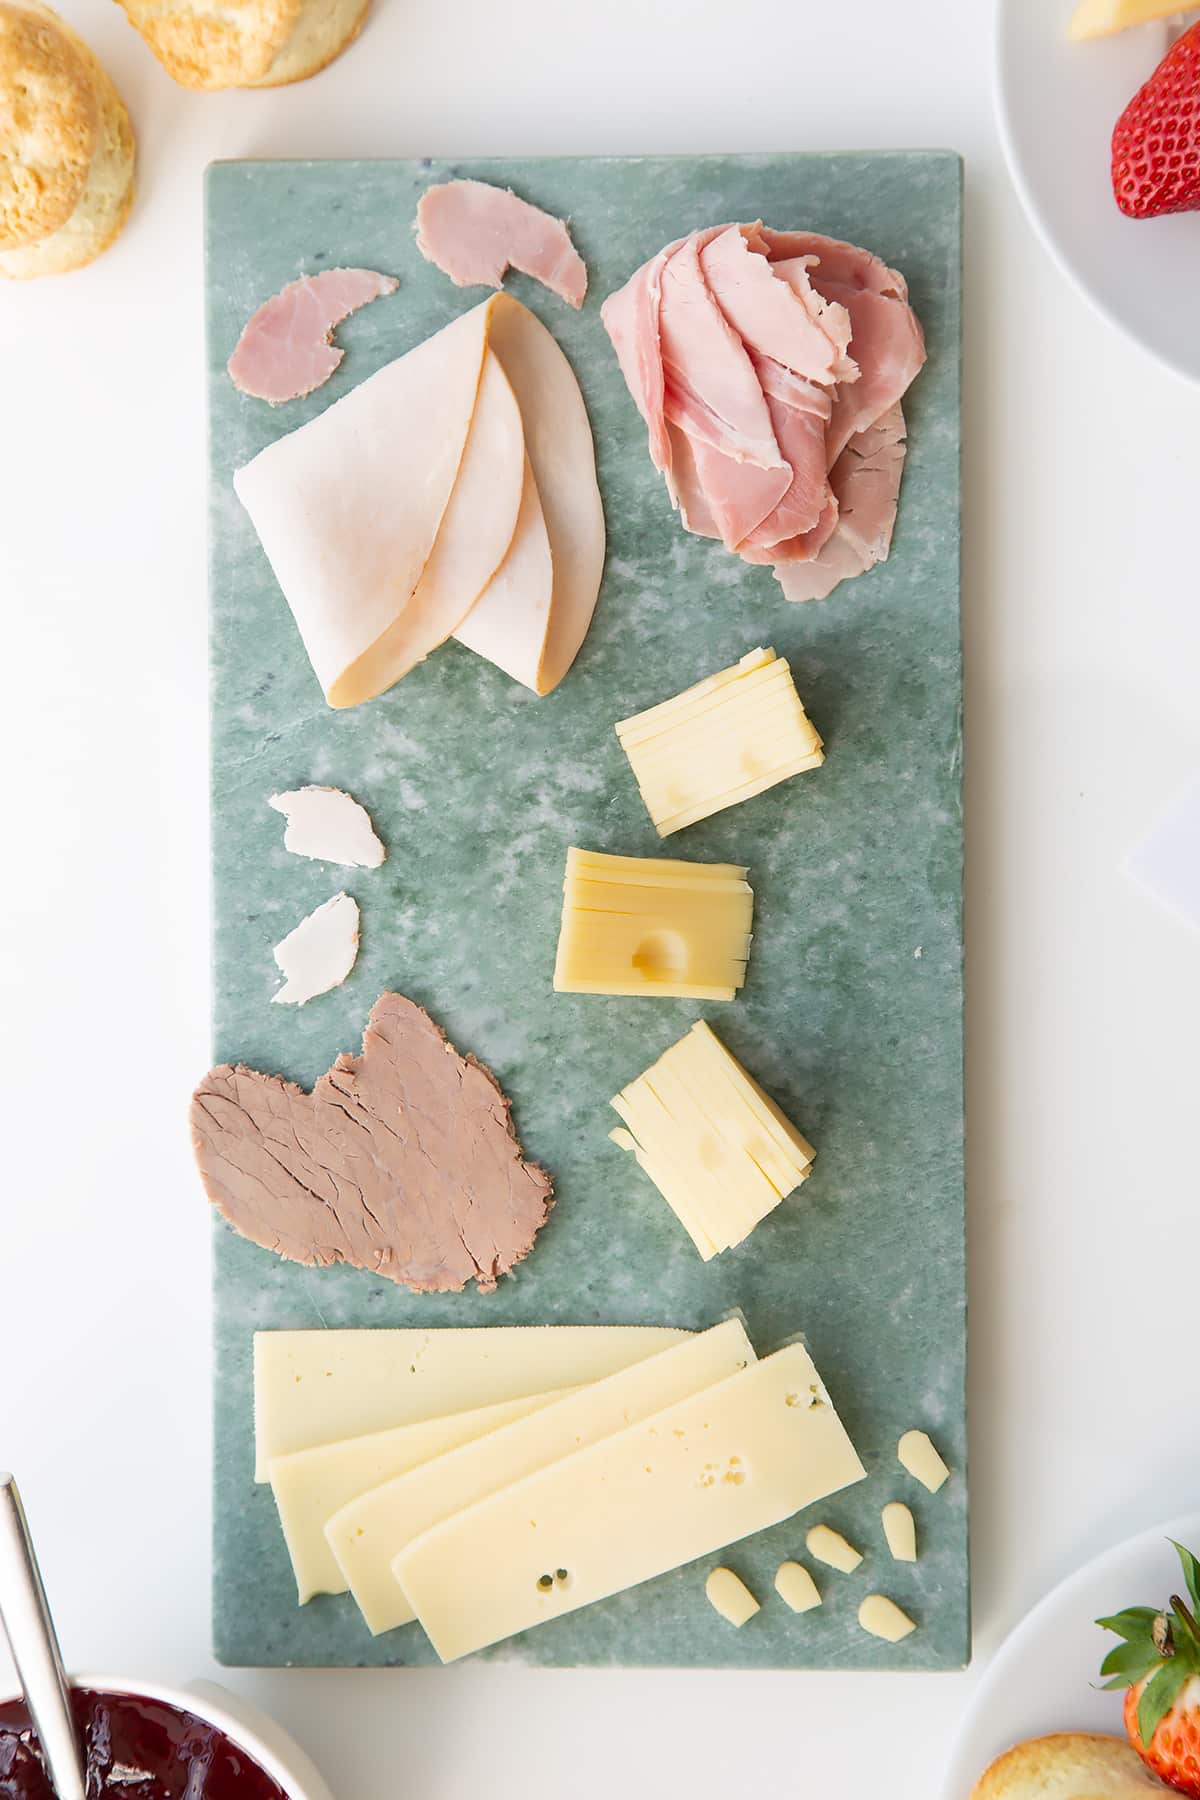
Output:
602 223 925 601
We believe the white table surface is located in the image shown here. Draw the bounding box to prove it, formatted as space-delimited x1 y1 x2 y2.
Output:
1 2 1197 1795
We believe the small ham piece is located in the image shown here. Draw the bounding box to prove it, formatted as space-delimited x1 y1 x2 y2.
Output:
416 179 588 309
228 269 398 404
775 404 909 603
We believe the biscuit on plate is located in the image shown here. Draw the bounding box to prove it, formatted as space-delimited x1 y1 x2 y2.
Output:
0 0 135 278
113 0 369 88
971 1730 1168 1798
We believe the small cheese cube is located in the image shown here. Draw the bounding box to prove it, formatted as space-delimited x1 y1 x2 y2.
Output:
857 1594 916 1643
806 1524 862 1573
881 1502 917 1563
705 1567 760 1627
898 1430 950 1493
774 1561 821 1613
553 848 754 1000
610 1020 815 1260
616 647 824 836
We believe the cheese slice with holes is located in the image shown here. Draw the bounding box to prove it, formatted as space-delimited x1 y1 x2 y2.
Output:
610 1020 814 1259
616 648 824 836
553 848 754 1000
253 1326 689 1480
269 1391 573 1602
324 1318 756 1634
394 1341 865 1663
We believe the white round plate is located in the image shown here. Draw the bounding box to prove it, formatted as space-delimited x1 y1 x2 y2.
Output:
996 1 1200 383
942 1509 1200 1798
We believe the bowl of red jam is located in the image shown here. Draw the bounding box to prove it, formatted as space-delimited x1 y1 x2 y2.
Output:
0 1679 333 1800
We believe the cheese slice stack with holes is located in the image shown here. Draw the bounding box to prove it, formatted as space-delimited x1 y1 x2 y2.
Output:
616 647 824 837
553 848 754 1001
394 1339 865 1663
326 1318 756 1634
268 1390 575 1602
235 294 604 707
253 1326 688 1479
610 1021 815 1259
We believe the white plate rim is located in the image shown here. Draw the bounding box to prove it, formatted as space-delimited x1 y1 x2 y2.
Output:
993 0 1200 389
941 1506 1200 1798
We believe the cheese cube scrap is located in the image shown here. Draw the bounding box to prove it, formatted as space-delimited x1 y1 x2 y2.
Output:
898 1430 950 1493
705 1567 760 1627
610 1020 815 1260
553 847 754 1001
806 1524 862 1573
616 647 824 836
774 1560 821 1613
857 1594 916 1642
881 1501 917 1563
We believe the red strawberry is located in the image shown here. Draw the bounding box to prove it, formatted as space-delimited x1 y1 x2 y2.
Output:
1111 22 1200 218
1098 1540 1200 1796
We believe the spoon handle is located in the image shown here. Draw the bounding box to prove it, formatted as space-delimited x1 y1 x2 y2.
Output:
0 1475 88 1800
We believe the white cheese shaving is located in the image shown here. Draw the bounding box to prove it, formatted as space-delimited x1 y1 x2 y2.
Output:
271 892 360 1005
269 786 386 868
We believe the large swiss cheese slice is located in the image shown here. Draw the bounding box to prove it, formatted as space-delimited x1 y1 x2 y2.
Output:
395 1340 865 1662
253 1326 689 1480
325 1317 756 1634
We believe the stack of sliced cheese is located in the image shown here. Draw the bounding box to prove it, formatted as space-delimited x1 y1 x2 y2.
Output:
234 294 605 708
616 648 824 837
553 848 755 1001
257 1322 864 1662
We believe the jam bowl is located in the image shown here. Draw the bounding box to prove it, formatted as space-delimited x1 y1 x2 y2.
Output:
0 1676 334 1800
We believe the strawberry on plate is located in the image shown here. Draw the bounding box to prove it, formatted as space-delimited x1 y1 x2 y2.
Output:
1111 22 1200 218
1098 1539 1200 1796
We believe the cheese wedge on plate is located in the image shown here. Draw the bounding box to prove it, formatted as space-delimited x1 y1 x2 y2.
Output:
394 1340 865 1663
253 1325 688 1478
268 1390 572 1601
1069 0 1191 37
324 1317 755 1634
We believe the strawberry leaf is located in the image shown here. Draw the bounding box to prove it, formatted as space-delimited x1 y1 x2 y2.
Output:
1170 1541 1200 1617
1100 1639 1164 1685
1136 1657 1191 1749
1097 1606 1161 1641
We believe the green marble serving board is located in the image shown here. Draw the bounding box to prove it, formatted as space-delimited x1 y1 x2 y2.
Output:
205 151 964 1671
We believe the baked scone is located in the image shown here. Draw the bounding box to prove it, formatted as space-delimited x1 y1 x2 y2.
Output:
114 0 369 88
971 1731 1169 1798
0 0 134 278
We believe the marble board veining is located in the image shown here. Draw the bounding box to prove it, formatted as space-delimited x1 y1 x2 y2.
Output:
206 152 965 1670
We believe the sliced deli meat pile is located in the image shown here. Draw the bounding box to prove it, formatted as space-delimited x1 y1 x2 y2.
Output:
227 269 398 403
191 991 554 1294
234 293 604 707
601 223 925 601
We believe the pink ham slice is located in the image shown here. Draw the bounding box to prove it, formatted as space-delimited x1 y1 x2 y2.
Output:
601 244 676 488
699 224 857 386
775 404 909 603
416 179 587 309
227 269 398 404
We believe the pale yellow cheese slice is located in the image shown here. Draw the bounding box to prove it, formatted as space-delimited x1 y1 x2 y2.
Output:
554 847 754 1000
234 300 504 708
453 451 553 690
616 648 824 837
610 1021 815 1260
337 346 524 705
324 1318 755 1635
394 1341 866 1663
1069 0 1190 38
269 1391 571 1601
253 1325 689 1480
485 294 606 694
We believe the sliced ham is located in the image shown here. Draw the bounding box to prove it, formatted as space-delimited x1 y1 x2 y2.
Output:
603 222 924 599
775 404 908 603
416 179 587 309
228 268 397 404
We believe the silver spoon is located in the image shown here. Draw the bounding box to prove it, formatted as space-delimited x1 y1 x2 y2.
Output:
0 1474 87 1800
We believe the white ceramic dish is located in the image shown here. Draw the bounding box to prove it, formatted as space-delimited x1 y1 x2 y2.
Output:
995 0 1200 384
0 1675 335 1800
942 1508 1200 1797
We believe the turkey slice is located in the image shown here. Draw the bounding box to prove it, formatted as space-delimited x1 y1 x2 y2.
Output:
454 452 553 691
